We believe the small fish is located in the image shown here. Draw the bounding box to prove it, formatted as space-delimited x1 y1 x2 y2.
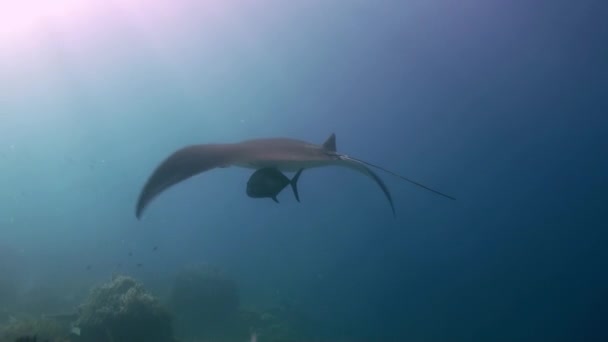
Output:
136 263 143 267
128 251 133 257
246 168 303 203
86 265 91 271
152 246 158 251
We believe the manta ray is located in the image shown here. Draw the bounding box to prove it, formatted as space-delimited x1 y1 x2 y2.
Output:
135 133 454 219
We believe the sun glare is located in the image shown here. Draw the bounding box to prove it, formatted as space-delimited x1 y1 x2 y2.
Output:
0 0 95 45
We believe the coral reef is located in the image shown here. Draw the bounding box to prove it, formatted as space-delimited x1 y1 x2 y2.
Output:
0 264 316 342
0 245 22 314
170 264 240 341
75 275 174 342
0 315 70 342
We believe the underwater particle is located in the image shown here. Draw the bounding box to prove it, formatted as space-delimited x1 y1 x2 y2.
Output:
136 263 143 268
128 251 132 257
152 245 158 251
85 265 91 271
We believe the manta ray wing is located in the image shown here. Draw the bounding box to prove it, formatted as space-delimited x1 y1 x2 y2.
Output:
135 144 238 218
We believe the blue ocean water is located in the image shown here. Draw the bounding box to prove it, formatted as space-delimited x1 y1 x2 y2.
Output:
1 1 607 341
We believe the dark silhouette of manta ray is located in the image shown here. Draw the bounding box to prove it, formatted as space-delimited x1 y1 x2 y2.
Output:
135 133 454 219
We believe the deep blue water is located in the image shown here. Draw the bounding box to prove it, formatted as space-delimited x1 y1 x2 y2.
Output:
1 1 607 341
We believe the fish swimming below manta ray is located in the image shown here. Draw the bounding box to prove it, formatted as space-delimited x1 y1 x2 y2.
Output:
246 167 303 203
135 133 455 219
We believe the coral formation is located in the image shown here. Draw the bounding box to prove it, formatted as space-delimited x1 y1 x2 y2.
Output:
0 265 315 342
75 275 174 342
0 315 70 342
